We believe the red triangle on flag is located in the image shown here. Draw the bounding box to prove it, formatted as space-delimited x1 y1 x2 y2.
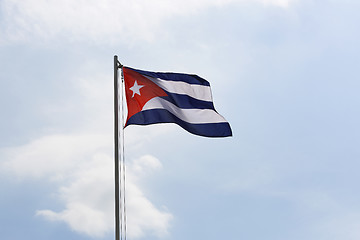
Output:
123 67 168 123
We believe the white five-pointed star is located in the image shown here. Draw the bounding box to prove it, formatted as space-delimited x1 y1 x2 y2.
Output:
129 80 144 98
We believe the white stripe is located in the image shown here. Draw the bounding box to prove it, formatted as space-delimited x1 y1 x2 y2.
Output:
142 97 227 124
143 75 213 102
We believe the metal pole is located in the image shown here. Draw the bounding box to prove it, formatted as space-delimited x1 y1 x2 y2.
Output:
114 55 120 240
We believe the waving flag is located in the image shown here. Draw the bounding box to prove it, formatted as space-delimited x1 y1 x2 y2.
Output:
122 67 232 137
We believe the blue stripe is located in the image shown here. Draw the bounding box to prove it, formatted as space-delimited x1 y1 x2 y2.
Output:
125 109 232 138
125 67 211 86
161 91 215 110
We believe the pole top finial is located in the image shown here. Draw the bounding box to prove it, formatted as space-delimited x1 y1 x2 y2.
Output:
114 55 123 68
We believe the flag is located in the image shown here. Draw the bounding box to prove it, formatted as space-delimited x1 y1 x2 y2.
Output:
122 67 232 137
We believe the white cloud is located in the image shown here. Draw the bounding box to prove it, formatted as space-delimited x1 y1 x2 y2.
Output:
130 155 163 177
0 0 295 45
124 155 173 238
262 0 294 8
38 205 110 237
1 135 172 238
1 133 110 179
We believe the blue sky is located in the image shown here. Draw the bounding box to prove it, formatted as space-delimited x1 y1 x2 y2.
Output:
1 0 360 239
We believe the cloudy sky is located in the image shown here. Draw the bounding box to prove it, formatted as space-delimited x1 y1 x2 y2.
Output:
1 0 360 239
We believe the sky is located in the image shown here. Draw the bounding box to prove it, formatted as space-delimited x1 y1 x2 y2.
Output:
1 0 360 239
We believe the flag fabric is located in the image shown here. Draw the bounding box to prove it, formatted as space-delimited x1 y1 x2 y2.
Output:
122 67 232 137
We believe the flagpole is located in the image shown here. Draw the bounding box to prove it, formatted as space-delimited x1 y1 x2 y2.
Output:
114 55 120 240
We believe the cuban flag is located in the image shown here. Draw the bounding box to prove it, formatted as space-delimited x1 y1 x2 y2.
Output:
122 67 232 137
